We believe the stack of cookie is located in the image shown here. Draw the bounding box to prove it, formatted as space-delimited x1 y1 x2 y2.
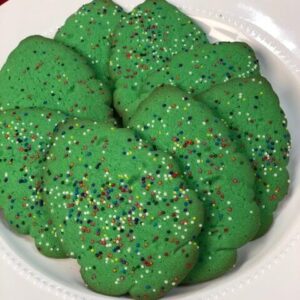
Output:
0 1 290 299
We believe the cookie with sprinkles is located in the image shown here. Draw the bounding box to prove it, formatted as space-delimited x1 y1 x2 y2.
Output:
55 0 126 86
198 77 291 237
109 0 208 124
0 35 113 122
43 120 204 299
127 42 259 125
129 86 260 283
0 108 68 257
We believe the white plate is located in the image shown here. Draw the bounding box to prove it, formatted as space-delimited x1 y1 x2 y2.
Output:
0 1 300 299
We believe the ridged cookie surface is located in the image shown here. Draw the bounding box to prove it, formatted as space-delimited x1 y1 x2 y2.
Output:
55 0 126 86
129 86 260 283
43 121 204 299
110 0 208 124
0 36 112 122
199 77 291 237
0 109 67 257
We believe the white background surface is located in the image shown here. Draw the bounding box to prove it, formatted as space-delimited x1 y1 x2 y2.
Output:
0 0 300 299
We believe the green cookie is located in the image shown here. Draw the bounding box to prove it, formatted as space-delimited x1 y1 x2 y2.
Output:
43 120 204 299
128 42 259 125
198 77 291 237
109 0 208 124
0 109 67 257
129 86 260 283
55 0 126 86
0 35 112 122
